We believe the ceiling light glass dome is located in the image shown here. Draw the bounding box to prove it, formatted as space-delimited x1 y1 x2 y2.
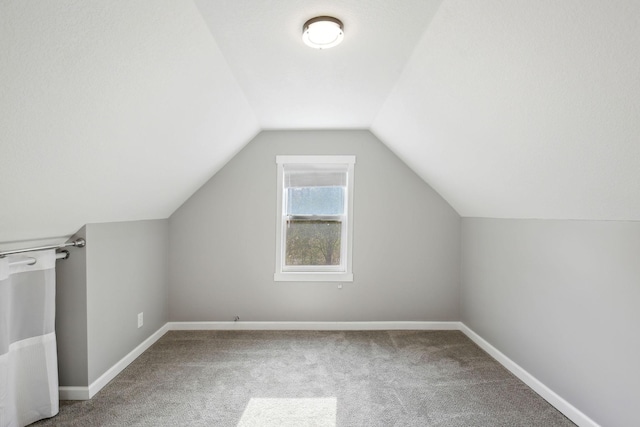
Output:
302 16 344 49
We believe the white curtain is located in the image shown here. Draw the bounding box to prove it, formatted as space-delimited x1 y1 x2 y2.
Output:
0 250 59 427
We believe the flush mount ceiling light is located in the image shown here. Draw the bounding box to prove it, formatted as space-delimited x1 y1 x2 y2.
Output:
302 16 344 49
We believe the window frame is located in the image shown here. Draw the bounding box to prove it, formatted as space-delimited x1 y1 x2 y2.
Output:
274 155 355 282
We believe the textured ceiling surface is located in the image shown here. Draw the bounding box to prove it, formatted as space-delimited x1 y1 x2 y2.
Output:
1 0 259 244
2 0 639 245
373 0 640 220
194 0 443 129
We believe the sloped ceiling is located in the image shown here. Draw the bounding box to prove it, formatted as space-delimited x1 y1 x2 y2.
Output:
373 0 640 220
193 0 443 129
0 0 259 244
2 0 639 245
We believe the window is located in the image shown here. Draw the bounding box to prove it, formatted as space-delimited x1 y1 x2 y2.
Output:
274 155 355 282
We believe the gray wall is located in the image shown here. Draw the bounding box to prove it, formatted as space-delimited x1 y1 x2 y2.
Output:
56 226 88 386
85 220 169 383
55 220 169 386
461 218 640 427
169 130 461 321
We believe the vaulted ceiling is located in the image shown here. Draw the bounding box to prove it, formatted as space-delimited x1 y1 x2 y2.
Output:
2 0 639 245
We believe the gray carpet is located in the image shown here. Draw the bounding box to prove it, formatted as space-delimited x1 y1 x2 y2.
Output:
33 330 575 426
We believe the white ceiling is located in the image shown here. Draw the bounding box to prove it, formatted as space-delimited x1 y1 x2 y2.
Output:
2 0 639 245
1 0 259 244
194 0 443 129
372 0 640 220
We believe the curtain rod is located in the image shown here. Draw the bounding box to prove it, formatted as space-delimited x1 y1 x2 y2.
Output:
8 251 71 267
0 238 86 258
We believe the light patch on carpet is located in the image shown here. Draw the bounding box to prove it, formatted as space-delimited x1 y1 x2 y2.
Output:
237 397 337 427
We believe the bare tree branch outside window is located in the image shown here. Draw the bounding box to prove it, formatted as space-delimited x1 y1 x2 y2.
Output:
285 220 341 265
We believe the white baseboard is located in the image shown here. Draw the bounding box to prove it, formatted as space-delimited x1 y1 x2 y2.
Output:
59 323 169 400
459 323 599 427
166 321 461 331
58 386 90 400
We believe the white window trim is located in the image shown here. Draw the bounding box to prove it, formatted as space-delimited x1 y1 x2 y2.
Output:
274 155 355 282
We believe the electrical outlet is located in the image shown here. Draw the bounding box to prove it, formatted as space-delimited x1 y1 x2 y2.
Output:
137 312 143 328
337 283 343 289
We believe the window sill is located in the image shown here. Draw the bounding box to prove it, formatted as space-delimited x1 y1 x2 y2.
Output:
274 272 354 282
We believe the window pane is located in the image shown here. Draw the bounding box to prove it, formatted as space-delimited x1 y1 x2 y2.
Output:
287 186 344 215
285 220 342 266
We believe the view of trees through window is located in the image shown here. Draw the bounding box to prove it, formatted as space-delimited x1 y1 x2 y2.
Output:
285 220 341 265
284 185 344 266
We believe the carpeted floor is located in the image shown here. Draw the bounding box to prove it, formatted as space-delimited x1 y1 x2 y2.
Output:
33 330 575 426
